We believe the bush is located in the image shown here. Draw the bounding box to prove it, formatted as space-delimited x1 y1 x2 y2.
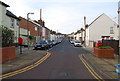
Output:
96 46 112 49
2 26 14 47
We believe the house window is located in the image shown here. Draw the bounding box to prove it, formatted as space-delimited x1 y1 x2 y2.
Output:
16 20 19 26
10 18 14 28
110 27 114 34
35 26 37 31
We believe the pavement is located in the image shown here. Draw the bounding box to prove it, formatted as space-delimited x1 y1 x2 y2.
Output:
1 47 47 75
83 47 119 79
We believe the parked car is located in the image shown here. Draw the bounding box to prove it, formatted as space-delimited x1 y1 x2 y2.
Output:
95 40 102 47
70 40 75 44
74 41 82 47
51 40 57 45
46 40 53 48
57 40 62 44
34 40 49 50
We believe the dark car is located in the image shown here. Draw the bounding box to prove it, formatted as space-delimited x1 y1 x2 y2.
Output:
51 40 57 45
46 40 53 48
34 40 49 50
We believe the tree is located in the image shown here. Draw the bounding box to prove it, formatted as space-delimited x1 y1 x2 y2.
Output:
2 26 14 47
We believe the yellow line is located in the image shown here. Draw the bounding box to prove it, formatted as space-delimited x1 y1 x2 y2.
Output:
2 53 51 79
79 54 105 81
81 55 104 80
79 55 100 80
2 54 48 77
0 52 51 79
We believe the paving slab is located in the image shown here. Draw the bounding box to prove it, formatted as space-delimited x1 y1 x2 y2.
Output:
83 54 118 79
1 49 47 74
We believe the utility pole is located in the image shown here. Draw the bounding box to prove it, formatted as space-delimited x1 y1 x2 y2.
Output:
40 9 42 40
84 16 86 47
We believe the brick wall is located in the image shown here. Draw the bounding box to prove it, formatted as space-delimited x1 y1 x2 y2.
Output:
45 27 50 40
19 17 35 36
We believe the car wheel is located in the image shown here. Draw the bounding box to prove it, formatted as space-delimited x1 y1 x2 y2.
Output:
34 47 37 50
44 47 46 50
50 45 52 48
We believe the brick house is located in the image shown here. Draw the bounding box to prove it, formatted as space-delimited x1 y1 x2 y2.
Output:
45 27 50 40
38 19 50 40
19 17 42 46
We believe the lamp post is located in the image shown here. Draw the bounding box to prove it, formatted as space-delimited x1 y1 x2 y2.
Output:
27 12 34 50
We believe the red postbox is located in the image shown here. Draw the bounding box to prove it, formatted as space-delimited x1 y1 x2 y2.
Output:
18 37 23 44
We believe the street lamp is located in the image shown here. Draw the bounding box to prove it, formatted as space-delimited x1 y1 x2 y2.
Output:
27 12 34 50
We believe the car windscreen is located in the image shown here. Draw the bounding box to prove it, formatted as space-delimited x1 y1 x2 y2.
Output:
75 41 80 43
37 41 46 44
47 40 52 43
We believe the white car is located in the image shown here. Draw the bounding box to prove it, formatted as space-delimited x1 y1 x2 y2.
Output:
74 41 82 47
70 40 75 44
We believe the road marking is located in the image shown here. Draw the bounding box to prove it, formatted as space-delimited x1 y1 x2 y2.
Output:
0 52 51 79
47 47 53 51
79 54 105 81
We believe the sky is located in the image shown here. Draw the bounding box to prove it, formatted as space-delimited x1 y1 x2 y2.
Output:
2 0 120 34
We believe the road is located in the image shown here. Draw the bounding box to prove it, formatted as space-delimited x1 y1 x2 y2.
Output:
4 38 102 80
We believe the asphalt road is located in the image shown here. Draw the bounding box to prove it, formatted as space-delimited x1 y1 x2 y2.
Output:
5 38 97 80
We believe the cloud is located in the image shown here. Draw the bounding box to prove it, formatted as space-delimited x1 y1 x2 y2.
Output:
2 0 118 34
2 0 36 19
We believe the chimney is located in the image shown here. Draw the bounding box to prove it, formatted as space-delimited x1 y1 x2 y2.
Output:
38 9 43 26
84 16 86 26
40 9 42 20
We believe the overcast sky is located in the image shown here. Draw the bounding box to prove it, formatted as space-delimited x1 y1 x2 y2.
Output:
2 0 119 34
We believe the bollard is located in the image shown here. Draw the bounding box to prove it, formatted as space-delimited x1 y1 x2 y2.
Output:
116 64 120 74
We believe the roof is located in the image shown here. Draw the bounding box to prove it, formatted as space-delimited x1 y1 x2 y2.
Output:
0 1 9 7
6 10 20 20
44 26 50 30
88 13 117 28
88 13 104 27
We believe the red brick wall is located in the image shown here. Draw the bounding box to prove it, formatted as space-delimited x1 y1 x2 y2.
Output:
19 17 35 36
35 26 42 40
45 28 50 40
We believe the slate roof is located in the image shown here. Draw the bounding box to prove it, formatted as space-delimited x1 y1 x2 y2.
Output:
0 1 9 7
6 10 20 20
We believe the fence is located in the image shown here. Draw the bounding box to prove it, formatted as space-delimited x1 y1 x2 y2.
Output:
102 40 119 55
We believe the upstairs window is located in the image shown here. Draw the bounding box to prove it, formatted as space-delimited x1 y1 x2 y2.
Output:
110 27 114 34
35 25 37 31
10 18 14 28
16 20 19 26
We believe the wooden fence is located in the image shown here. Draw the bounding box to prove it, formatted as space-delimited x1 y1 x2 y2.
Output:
102 40 119 55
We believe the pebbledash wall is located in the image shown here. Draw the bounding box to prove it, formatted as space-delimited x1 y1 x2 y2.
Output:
0 1 20 44
85 13 119 47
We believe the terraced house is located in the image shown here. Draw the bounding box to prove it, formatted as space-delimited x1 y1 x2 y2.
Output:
19 17 43 46
0 1 20 45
